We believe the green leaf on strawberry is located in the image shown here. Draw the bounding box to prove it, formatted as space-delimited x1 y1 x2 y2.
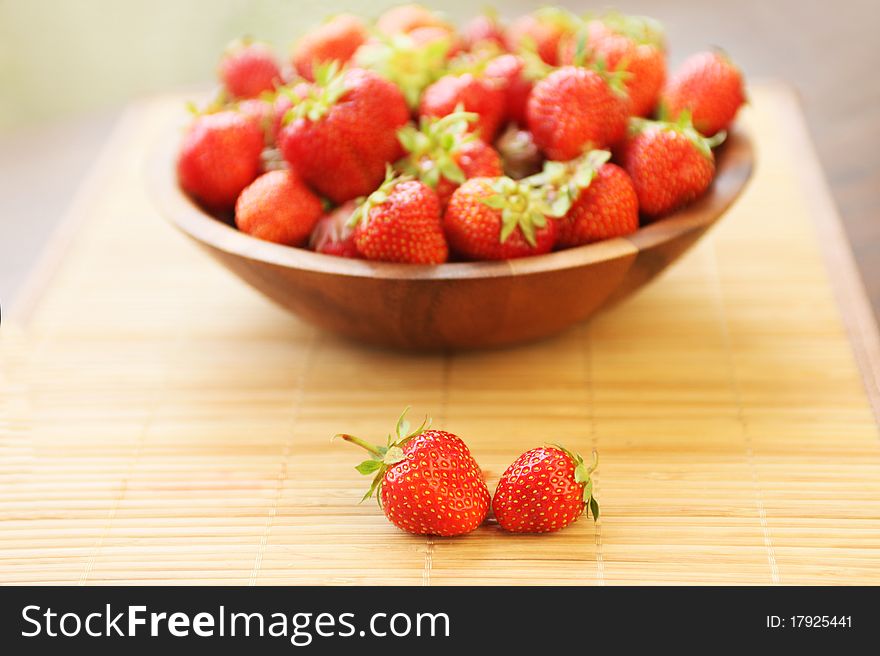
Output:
395 110 479 192
284 61 349 124
481 176 568 247
355 32 450 108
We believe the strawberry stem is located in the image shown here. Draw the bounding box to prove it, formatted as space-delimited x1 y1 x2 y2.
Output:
337 433 383 457
337 408 432 506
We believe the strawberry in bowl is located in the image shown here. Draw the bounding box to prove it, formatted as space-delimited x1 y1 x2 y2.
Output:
153 5 753 349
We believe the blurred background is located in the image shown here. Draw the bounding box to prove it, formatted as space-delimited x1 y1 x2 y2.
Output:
1 0 878 319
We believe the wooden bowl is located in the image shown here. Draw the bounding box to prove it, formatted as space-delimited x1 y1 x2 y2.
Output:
148 127 754 350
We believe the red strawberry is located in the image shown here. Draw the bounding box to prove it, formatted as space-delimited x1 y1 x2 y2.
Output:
292 13 368 81
493 445 599 533
309 200 359 257
376 4 452 36
661 50 746 137
580 17 666 117
444 176 566 260
620 115 722 217
484 54 534 126
339 409 491 537
235 169 322 246
531 151 639 247
219 39 281 99
449 141 503 200
504 7 579 65
349 170 448 264
236 97 274 134
462 11 506 50
396 111 503 206
278 66 409 203
527 65 629 161
177 110 264 211
419 72 506 142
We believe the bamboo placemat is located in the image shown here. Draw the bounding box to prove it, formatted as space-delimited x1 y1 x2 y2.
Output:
2 83 879 585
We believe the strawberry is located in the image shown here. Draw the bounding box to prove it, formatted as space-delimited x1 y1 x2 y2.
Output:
620 115 723 217
494 124 544 179
419 72 506 142
578 16 667 117
376 4 452 36
461 11 506 51
530 151 639 247
235 97 274 134
526 65 629 161
338 409 491 537
349 170 448 264
484 54 534 126
396 111 502 206
309 201 360 257
235 169 323 246
661 50 746 137
177 110 265 211
292 13 368 81
354 33 451 108
278 65 409 203
504 7 579 65
219 39 281 99
443 176 568 260
493 445 599 533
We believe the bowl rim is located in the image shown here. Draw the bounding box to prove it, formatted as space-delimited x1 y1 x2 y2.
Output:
147 119 754 281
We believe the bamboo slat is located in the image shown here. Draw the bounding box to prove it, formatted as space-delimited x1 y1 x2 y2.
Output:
1 83 879 585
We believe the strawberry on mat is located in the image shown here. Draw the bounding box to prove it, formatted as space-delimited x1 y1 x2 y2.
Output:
493 445 600 533
338 408 491 537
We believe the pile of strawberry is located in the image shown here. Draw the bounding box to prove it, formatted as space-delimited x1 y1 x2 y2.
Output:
177 4 746 264
339 408 600 536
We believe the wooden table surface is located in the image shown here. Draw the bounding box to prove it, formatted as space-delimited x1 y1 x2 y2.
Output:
1 82 879 585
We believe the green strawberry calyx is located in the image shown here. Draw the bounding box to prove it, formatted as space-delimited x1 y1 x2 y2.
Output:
354 32 450 109
396 110 478 189
589 54 631 98
283 61 348 124
336 407 432 507
480 176 569 247
348 166 413 229
629 111 726 159
552 444 600 522
524 149 611 212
